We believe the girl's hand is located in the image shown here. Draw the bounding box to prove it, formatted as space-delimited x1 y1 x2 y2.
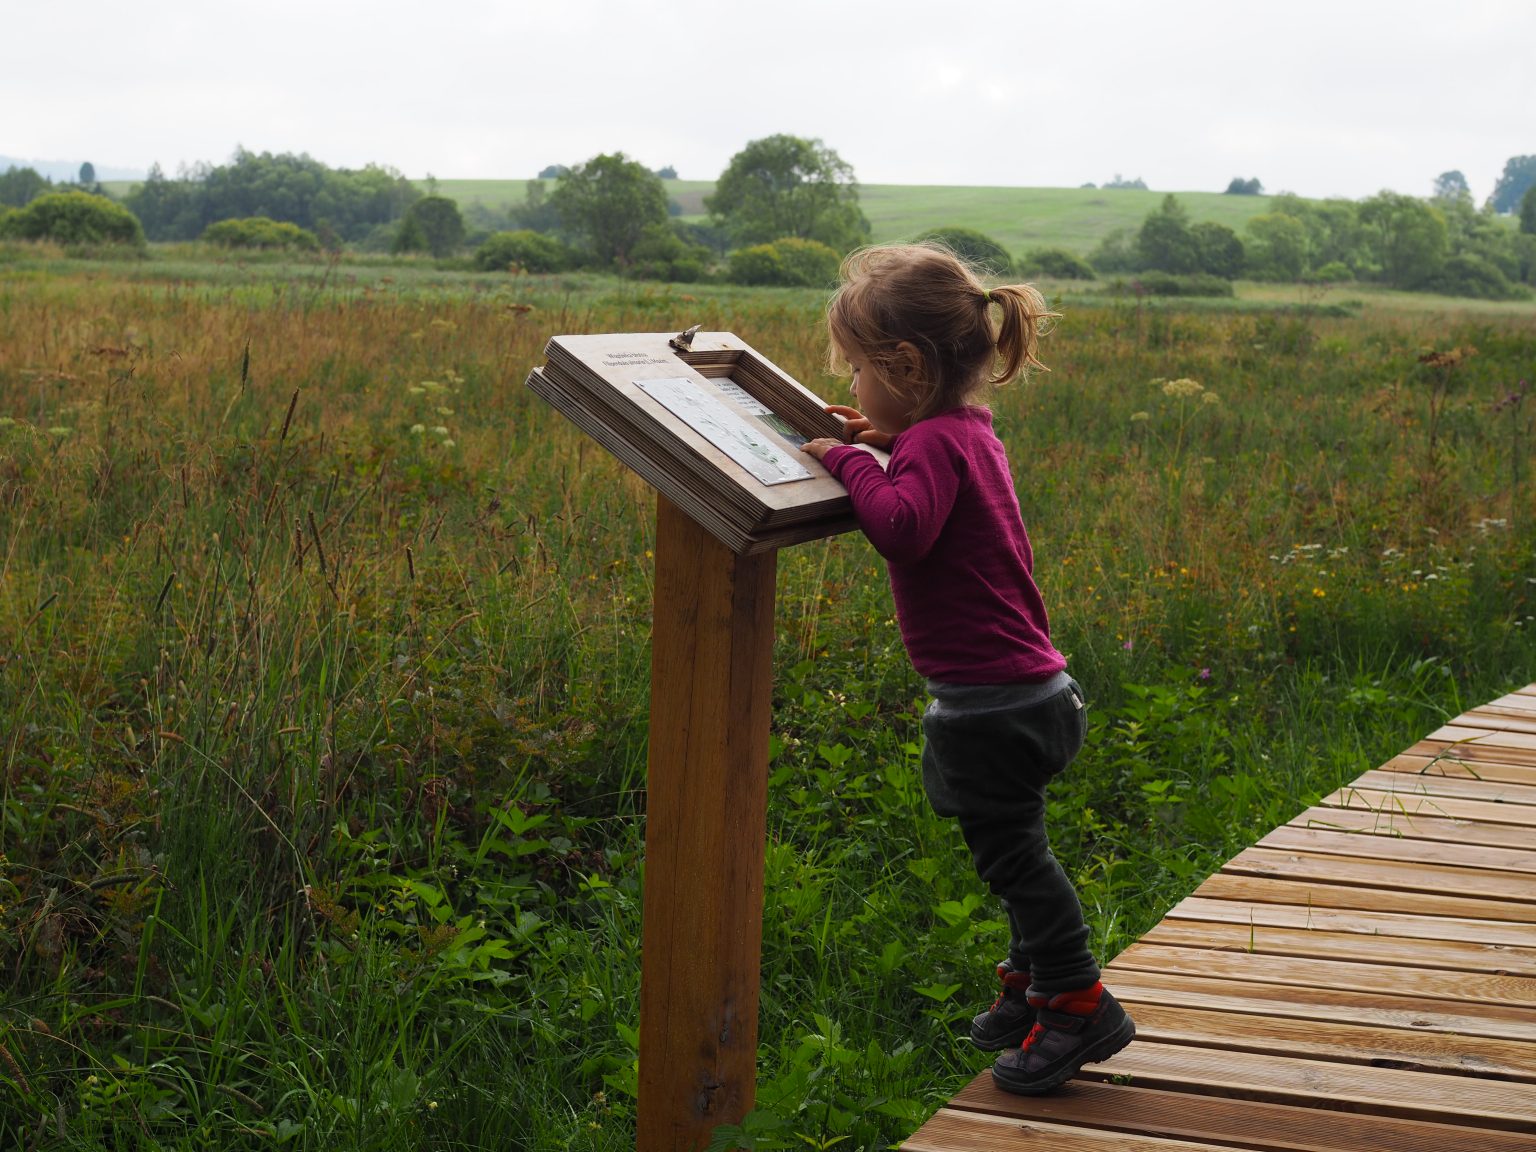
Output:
801 437 842 461
827 404 894 450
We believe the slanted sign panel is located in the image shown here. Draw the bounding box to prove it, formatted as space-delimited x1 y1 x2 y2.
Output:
526 330 886 552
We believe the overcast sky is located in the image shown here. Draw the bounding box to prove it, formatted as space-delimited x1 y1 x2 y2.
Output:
5 0 1531 204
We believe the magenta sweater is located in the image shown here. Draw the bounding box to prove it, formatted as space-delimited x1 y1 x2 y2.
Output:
822 406 1066 684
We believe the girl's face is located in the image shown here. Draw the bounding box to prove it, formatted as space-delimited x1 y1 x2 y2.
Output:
848 350 913 435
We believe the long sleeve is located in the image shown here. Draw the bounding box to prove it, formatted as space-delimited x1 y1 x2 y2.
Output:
822 442 962 566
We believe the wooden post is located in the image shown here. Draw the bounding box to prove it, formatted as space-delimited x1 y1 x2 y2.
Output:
637 496 777 1151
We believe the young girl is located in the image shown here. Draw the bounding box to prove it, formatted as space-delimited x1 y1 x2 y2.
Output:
800 243 1135 1096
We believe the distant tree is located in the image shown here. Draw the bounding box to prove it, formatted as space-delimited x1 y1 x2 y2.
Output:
537 164 569 180
393 194 465 257
1191 220 1245 278
1224 177 1263 195
0 189 144 247
1018 247 1095 279
707 134 870 251
0 165 51 207
78 161 96 186
122 163 206 240
627 221 712 282
1358 192 1448 288
1244 213 1308 280
1103 174 1148 190
1489 156 1536 214
1432 170 1471 203
511 178 562 233
1137 194 1199 273
911 227 1013 275
550 152 669 266
655 165 678 180
1521 185 1536 235
1086 226 1139 272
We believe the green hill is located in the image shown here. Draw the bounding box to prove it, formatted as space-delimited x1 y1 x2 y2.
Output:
425 177 1276 258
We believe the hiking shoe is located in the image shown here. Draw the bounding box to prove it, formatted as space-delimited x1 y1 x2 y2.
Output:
991 983 1136 1096
969 960 1035 1051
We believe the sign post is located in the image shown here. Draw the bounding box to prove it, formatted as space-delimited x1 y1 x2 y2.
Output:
525 330 884 1150
636 495 776 1150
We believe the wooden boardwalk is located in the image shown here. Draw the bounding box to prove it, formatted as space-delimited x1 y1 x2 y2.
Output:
903 684 1536 1151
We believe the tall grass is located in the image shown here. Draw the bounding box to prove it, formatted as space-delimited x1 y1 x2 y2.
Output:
1 254 1533 1149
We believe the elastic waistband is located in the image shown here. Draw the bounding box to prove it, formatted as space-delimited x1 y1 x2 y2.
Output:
925 670 1074 718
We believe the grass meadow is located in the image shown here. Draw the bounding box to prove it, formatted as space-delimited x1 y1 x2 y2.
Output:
1 248 1534 1149
432 179 1278 257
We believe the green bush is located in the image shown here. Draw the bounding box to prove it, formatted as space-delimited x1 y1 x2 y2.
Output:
1423 254 1531 300
472 229 571 273
726 236 840 287
626 222 711 282
1126 272 1235 297
202 216 320 251
1019 247 1096 280
1312 260 1354 283
911 227 1013 275
0 189 144 247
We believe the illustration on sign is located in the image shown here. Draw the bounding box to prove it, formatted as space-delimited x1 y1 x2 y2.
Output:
637 378 811 486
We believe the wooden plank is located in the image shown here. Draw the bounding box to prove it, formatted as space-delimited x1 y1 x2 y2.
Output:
1320 785 1536 829
1476 693 1536 714
1080 1041 1536 1131
906 1108 1238 1152
1258 823 1536 874
1167 894 1536 949
1384 748 1536 786
636 498 776 1150
1345 768 1536 809
1193 871 1536 923
1112 1001 1536 1080
1109 942 1536 1009
1458 708 1536 735
1291 803 1532 850
943 1078 1536 1152
1140 918 1536 977
1105 967 1536 1042
1399 738 1536 773
1427 723 1536 757
1222 846 1536 903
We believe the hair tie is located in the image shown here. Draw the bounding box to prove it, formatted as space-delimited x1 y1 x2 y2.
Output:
982 289 992 304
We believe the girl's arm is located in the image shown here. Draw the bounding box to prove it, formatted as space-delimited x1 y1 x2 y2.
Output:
817 441 960 565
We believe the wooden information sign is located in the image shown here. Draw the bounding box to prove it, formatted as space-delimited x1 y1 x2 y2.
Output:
527 329 875 1150
526 329 884 553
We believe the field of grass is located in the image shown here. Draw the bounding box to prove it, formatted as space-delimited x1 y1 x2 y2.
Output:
430 178 1277 257
1 247 1534 1149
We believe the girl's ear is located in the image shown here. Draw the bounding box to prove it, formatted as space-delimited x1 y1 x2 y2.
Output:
893 340 924 383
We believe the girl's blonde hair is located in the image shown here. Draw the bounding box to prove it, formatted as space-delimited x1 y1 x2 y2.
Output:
826 242 1058 422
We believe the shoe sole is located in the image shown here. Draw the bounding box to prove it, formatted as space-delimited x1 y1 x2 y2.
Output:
990 1016 1137 1096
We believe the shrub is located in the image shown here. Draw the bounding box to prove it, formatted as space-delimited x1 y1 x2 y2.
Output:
726 237 840 287
1126 272 1235 297
472 230 571 273
393 195 466 258
1423 254 1531 301
1019 247 1096 280
1311 261 1354 283
1088 226 1140 272
626 222 711 282
911 227 1013 275
202 216 319 251
0 190 144 247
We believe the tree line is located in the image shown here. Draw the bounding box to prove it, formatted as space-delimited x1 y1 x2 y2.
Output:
3 144 1536 298
1084 185 1536 300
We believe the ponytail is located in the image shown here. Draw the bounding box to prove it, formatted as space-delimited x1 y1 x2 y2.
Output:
986 283 1057 386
